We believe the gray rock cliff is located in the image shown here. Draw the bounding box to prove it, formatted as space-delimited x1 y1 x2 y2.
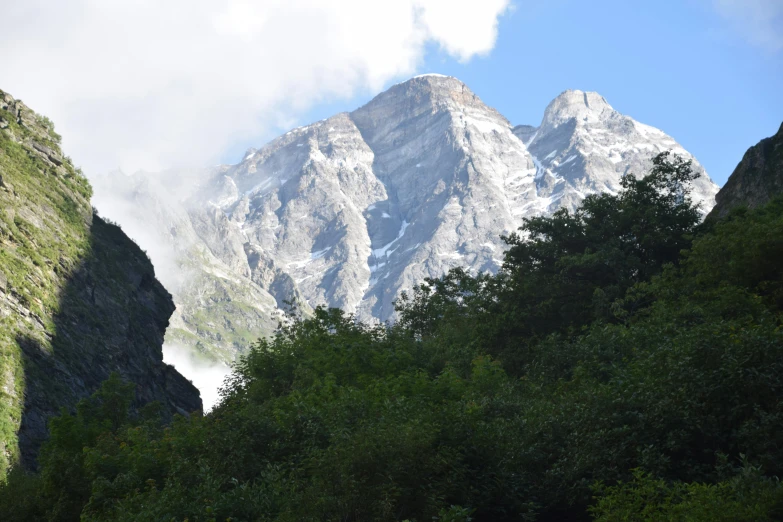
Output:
708 122 783 219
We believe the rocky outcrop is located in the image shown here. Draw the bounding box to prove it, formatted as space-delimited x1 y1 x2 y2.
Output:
708 122 783 219
92 75 719 362
0 89 201 473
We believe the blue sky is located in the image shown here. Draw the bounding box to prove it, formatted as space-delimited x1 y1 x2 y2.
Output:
5 1 779 182
287 0 782 186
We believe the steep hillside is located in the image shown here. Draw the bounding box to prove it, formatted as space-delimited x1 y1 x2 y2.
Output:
708 122 783 219
0 89 201 474
93 75 719 362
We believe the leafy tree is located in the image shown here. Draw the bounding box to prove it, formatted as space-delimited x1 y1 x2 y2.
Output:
397 152 704 374
590 464 783 521
2 154 782 521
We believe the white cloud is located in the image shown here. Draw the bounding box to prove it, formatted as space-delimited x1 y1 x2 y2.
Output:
0 0 510 175
713 0 783 52
163 344 231 412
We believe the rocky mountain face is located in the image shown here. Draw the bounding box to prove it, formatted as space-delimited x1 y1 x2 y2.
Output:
93 75 719 363
0 89 201 474
91 170 286 365
708 122 783 220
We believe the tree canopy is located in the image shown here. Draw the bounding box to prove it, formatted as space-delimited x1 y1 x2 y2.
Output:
2 153 782 521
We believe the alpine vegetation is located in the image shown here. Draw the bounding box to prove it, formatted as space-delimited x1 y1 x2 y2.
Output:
3 141 781 520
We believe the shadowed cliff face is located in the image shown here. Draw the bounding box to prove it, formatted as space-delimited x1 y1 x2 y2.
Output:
15 215 202 468
0 89 201 473
708 122 783 220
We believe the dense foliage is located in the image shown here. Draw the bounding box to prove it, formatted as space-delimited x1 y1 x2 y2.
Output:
2 153 782 521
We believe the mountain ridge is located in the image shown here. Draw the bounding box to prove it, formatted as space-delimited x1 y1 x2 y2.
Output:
92 75 719 365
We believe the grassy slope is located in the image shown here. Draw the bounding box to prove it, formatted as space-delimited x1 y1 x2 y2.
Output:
0 93 93 474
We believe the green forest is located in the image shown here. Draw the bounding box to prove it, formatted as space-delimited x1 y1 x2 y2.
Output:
2 152 782 521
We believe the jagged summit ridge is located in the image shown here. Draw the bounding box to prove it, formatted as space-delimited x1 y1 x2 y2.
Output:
93 75 720 360
514 88 718 212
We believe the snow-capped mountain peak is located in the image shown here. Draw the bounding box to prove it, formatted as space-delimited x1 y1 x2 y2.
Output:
93 76 720 362
540 89 615 130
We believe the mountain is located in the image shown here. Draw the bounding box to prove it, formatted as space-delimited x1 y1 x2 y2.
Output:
0 89 201 473
708 122 783 220
93 75 719 363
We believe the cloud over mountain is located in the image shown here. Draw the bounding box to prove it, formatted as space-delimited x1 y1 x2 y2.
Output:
0 0 509 174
